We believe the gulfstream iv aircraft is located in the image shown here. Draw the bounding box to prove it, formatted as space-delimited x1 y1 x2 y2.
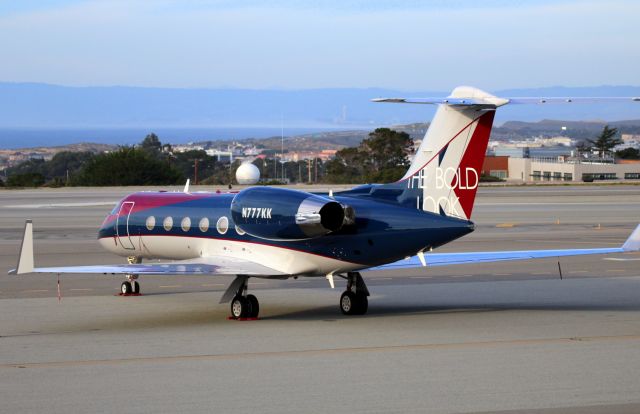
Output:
10 87 640 319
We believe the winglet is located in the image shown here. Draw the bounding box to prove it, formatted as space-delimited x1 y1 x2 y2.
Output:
183 179 190 193
9 220 34 275
622 224 640 252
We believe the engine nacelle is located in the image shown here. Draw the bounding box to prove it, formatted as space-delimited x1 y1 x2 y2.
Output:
231 187 354 240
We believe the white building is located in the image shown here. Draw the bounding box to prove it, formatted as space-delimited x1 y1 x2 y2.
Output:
509 157 640 182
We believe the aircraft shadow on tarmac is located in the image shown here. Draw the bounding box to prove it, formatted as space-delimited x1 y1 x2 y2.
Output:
10 289 640 336
264 301 640 321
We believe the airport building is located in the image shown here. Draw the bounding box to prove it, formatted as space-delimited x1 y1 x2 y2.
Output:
507 156 640 182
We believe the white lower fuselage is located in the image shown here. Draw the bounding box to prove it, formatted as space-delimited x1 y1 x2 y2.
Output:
99 234 362 276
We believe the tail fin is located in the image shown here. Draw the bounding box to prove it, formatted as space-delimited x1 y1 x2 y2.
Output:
376 86 506 220
370 87 638 219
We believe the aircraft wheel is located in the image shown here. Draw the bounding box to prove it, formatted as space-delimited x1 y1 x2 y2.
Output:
340 291 357 315
121 281 132 295
230 295 249 319
132 281 140 294
246 294 259 318
355 292 368 315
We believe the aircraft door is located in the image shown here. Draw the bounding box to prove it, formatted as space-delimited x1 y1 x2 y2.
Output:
116 201 136 250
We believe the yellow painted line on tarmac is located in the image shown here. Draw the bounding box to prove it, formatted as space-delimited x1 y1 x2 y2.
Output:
496 223 516 228
201 283 224 287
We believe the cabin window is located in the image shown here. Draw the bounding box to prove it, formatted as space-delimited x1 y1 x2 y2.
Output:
216 216 229 235
235 225 246 236
163 216 173 231
145 216 156 230
199 217 210 232
181 217 191 232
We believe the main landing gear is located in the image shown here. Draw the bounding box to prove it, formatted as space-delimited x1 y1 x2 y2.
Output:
120 275 140 295
221 275 259 319
339 272 369 315
120 256 141 296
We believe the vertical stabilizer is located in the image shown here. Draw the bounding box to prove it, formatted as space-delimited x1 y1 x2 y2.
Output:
399 87 502 219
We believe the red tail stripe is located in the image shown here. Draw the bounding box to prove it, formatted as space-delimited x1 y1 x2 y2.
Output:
453 110 496 218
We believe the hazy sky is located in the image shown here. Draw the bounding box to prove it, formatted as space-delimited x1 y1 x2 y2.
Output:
0 0 638 91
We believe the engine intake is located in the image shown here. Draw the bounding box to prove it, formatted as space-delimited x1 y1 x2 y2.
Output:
231 187 353 240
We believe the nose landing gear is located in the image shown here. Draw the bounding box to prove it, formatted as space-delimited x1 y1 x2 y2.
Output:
120 256 141 296
120 276 140 295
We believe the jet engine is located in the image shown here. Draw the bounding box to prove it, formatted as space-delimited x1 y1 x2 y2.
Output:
231 187 354 240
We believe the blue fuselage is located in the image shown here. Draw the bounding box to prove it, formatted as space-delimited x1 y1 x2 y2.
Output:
98 189 474 275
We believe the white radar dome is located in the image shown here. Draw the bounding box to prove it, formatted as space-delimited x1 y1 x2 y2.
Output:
235 162 260 185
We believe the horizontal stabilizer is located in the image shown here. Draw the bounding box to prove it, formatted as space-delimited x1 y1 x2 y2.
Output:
371 97 508 107
508 97 640 104
373 96 639 107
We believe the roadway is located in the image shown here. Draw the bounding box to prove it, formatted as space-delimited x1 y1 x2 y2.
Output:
1 185 640 413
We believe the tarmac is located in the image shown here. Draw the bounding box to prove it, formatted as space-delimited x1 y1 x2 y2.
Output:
1 185 640 413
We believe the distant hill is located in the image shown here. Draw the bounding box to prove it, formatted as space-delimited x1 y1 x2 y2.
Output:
4 119 640 154
1 83 639 148
493 119 640 140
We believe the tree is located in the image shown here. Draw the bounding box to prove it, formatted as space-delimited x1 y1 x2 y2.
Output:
323 128 413 184
361 128 413 182
7 173 45 187
5 151 94 185
575 140 590 156
74 147 183 186
587 126 622 158
616 147 640 160
324 147 365 184
140 133 162 155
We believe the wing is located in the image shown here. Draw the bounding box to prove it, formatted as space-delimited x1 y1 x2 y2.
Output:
367 224 640 271
8 221 284 276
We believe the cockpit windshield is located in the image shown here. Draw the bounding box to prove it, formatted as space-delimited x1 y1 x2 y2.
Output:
109 202 121 215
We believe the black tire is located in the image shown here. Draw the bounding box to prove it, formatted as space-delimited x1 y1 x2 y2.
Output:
230 295 249 319
121 281 132 295
340 291 357 315
355 292 368 315
132 281 140 294
246 294 259 318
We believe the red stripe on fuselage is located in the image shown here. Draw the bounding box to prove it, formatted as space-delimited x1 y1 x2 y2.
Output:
125 192 228 214
102 191 234 225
